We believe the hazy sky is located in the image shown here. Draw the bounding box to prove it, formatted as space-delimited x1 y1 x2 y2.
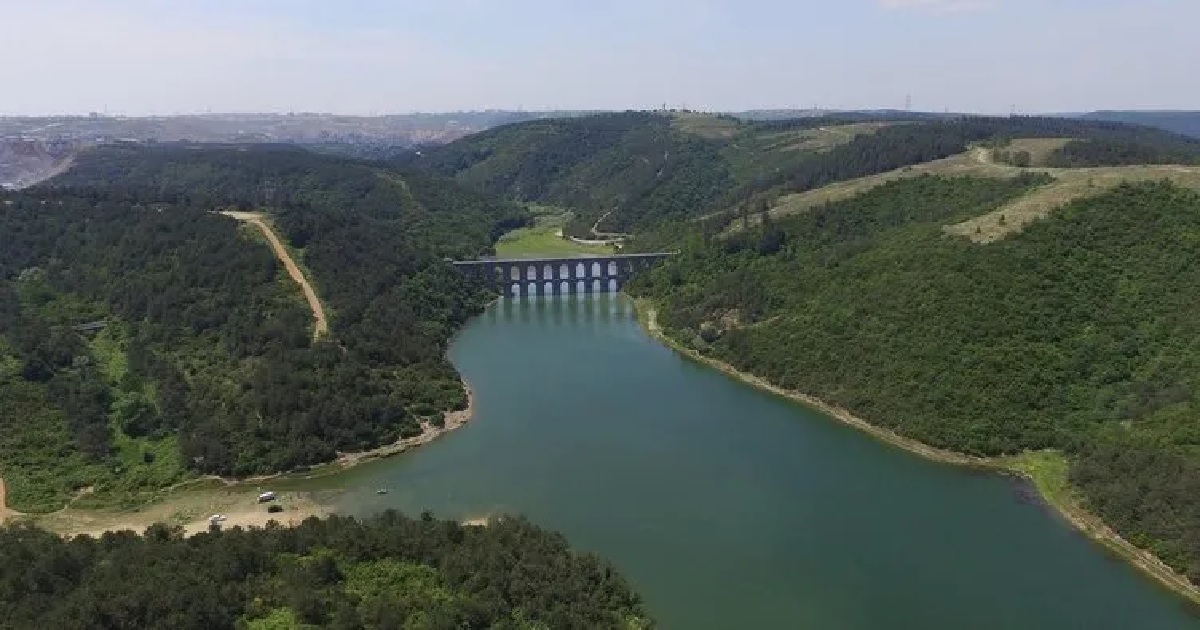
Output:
3 0 1196 115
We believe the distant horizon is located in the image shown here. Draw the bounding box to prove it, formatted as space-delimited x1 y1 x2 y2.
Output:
3 107 1199 120
5 1 1196 117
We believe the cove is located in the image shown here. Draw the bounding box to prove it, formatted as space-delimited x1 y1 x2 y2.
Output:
324 295 1200 629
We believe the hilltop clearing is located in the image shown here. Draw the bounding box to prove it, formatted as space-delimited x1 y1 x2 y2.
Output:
984 137 1072 165
671 112 741 139
751 121 893 153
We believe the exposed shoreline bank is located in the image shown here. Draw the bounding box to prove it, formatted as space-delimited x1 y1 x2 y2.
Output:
334 383 475 468
633 298 1200 606
2 381 475 537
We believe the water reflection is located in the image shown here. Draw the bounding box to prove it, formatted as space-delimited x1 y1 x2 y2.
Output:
492 293 634 327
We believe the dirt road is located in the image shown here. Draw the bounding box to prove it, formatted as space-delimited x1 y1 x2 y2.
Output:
220 211 329 340
0 478 16 524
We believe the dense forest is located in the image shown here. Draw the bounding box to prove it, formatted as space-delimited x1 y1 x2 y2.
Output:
1081 111 1200 139
0 511 652 630
405 112 1200 236
629 176 1200 581
1043 138 1200 167
0 145 525 511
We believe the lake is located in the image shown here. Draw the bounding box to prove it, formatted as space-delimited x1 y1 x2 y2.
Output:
325 294 1200 629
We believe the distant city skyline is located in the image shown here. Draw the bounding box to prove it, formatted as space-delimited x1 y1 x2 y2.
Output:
3 0 1197 116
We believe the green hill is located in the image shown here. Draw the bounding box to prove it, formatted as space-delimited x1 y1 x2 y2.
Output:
630 174 1200 584
0 144 527 512
0 512 652 630
733 138 1200 243
408 112 1200 239
1081 111 1200 140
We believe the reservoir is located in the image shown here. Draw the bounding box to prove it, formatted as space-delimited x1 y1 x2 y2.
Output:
328 295 1200 629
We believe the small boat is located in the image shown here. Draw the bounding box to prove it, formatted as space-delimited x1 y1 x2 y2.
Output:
376 489 389 495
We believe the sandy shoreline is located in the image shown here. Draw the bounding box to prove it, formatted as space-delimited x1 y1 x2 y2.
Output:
1 381 475 537
31 489 333 539
634 299 1200 606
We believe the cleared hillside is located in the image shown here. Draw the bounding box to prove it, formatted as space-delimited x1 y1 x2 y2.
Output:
0 138 75 188
741 141 1200 243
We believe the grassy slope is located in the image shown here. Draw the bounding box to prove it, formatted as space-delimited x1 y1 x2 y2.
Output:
990 137 1073 165
743 141 1200 241
0 322 195 514
692 116 892 186
495 205 615 258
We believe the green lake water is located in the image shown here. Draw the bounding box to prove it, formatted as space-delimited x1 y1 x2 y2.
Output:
323 294 1200 629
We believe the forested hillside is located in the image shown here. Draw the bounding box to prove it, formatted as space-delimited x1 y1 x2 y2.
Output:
1081 111 1200 139
406 112 1200 236
1043 138 1200 167
0 511 652 630
401 112 733 236
0 145 525 512
629 177 1200 582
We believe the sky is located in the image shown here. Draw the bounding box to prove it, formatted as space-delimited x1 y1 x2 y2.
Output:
2 0 1197 116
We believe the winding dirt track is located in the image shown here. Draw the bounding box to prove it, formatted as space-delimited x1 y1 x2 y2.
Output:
220 211 329 340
